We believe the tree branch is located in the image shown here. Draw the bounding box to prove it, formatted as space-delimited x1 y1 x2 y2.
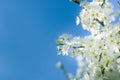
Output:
70 0 80 5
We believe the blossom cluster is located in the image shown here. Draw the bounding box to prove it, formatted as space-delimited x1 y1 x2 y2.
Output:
56 0 120 80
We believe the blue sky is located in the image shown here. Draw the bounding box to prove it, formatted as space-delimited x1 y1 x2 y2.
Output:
0 0 119 80
0 0 84 80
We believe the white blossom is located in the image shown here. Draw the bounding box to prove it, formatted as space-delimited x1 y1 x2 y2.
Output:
56 61 62 69
56 0 120 80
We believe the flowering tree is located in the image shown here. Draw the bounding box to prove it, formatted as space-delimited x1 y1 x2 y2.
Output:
56 0 120 80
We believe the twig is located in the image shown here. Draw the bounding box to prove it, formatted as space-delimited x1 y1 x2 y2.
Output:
70 0 80 5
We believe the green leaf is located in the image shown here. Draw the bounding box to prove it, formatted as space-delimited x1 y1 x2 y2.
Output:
100 65 105 75
106 59 110 67
118 30 120 35
56 40 64 45
109 68 113 72
100 65 104 70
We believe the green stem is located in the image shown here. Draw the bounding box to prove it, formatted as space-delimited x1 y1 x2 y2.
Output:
118 0 120 6
99 53 102 62
73 46 85 49
101 0 106 7
60 64 69 80
94 18 105 27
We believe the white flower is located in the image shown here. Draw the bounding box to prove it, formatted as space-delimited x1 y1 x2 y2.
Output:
79 0 114 34
76 16 80 25
61 42 70 56
56 61 62 69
